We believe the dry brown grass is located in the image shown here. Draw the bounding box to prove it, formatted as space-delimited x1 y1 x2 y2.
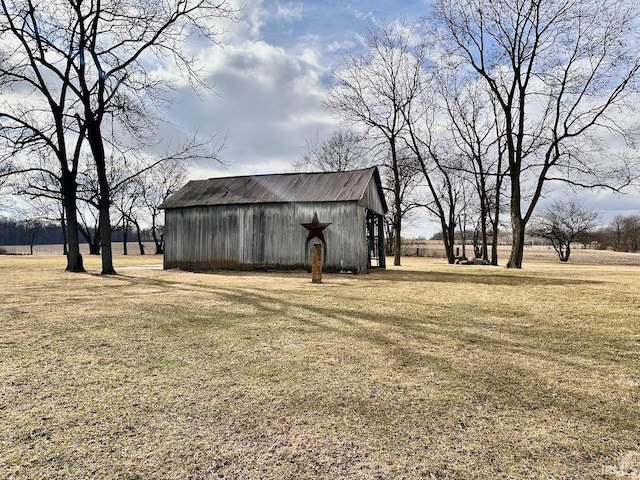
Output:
1 254 639 479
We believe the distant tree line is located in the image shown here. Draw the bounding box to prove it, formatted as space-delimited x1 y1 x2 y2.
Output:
0 157 187 257
0 218 65 247
0 217 160 248
595 215 640 253
528 212 640 255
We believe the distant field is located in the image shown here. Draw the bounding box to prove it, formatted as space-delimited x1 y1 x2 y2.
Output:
403 240 640 266
1 255 639 479
3 241 640 266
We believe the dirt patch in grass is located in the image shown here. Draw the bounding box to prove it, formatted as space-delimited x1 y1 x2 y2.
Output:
1 255 639 479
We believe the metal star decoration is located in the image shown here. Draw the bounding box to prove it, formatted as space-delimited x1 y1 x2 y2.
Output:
301 213 331 243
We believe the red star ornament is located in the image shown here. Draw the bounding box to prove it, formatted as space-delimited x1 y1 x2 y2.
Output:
301 213 331 243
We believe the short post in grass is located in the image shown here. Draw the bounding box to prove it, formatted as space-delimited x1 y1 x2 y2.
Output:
301 212 330 284
312 243 322 283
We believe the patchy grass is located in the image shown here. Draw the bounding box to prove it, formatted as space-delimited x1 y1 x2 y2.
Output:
1 255 639 479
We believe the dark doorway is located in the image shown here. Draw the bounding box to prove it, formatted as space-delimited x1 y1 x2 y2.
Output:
366 209 385 269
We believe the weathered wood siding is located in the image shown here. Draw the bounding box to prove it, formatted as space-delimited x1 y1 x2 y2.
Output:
359 176 386 215
164 201 370 273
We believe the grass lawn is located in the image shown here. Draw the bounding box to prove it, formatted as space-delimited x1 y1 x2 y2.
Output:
0 254 639 479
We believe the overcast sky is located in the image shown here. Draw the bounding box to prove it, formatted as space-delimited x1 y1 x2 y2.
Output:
160 0 638 238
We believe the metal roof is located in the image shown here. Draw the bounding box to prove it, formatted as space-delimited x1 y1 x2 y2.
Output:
160 167 387 210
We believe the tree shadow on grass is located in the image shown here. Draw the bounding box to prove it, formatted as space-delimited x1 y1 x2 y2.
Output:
365 268 604 286
111 271 638 438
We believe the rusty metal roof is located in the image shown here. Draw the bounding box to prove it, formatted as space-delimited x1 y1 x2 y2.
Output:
160 167 387 210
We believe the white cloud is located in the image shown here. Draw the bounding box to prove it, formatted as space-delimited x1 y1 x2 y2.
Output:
211 0 265 43
299 47 321 68
160 38 339 175
275 2 303 21
325 39 360 53
345 5 375 22
218 0 303 44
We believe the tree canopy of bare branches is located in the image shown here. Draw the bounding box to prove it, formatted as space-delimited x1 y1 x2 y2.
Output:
0 0 234 273
437 75 507 264
325 21 425 266
433 0 640 268
294 129 370 173
528 199 600 262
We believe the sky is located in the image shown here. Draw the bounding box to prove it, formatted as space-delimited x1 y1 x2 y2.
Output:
158 0 638 238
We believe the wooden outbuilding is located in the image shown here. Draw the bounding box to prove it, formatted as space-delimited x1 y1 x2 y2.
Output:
160 167 387 273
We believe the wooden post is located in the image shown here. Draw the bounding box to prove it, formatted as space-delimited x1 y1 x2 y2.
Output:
312 243 322 283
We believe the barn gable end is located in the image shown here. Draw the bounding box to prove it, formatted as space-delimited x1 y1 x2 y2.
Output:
160 167 387 273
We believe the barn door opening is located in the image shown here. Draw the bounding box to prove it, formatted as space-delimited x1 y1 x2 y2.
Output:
366 209 385 269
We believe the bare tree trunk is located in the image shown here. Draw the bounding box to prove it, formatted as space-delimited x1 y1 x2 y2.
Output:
122 221 128 256
61 176 84 272
98 202 115 273
90 236 100 255
391 138 402 267
489 194 501 266
507 215 526 268
86 122 116 274
151 212 163 254
443 223 456 264
61 209 68 256
458 214 467 258
136 225 145 255
506 166 525 268
479 196 489 262
490 222 500 266
490 188 502 266
507 220 524 268
393 216 402 266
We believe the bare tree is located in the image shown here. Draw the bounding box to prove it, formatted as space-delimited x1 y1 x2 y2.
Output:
413 149 467 265
619 215 640 252
434 0 640 268
597 214 640 252
111 171 145 256
0 1 88 271
326 20 424 266
138 161 187 255
380 147 421 258
18 215 43 255
610 215 626 251
22 192 68 254
294 129 370 172
438 75 508 264
528 199 600 262
401 79 467 265
0 0 234 274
